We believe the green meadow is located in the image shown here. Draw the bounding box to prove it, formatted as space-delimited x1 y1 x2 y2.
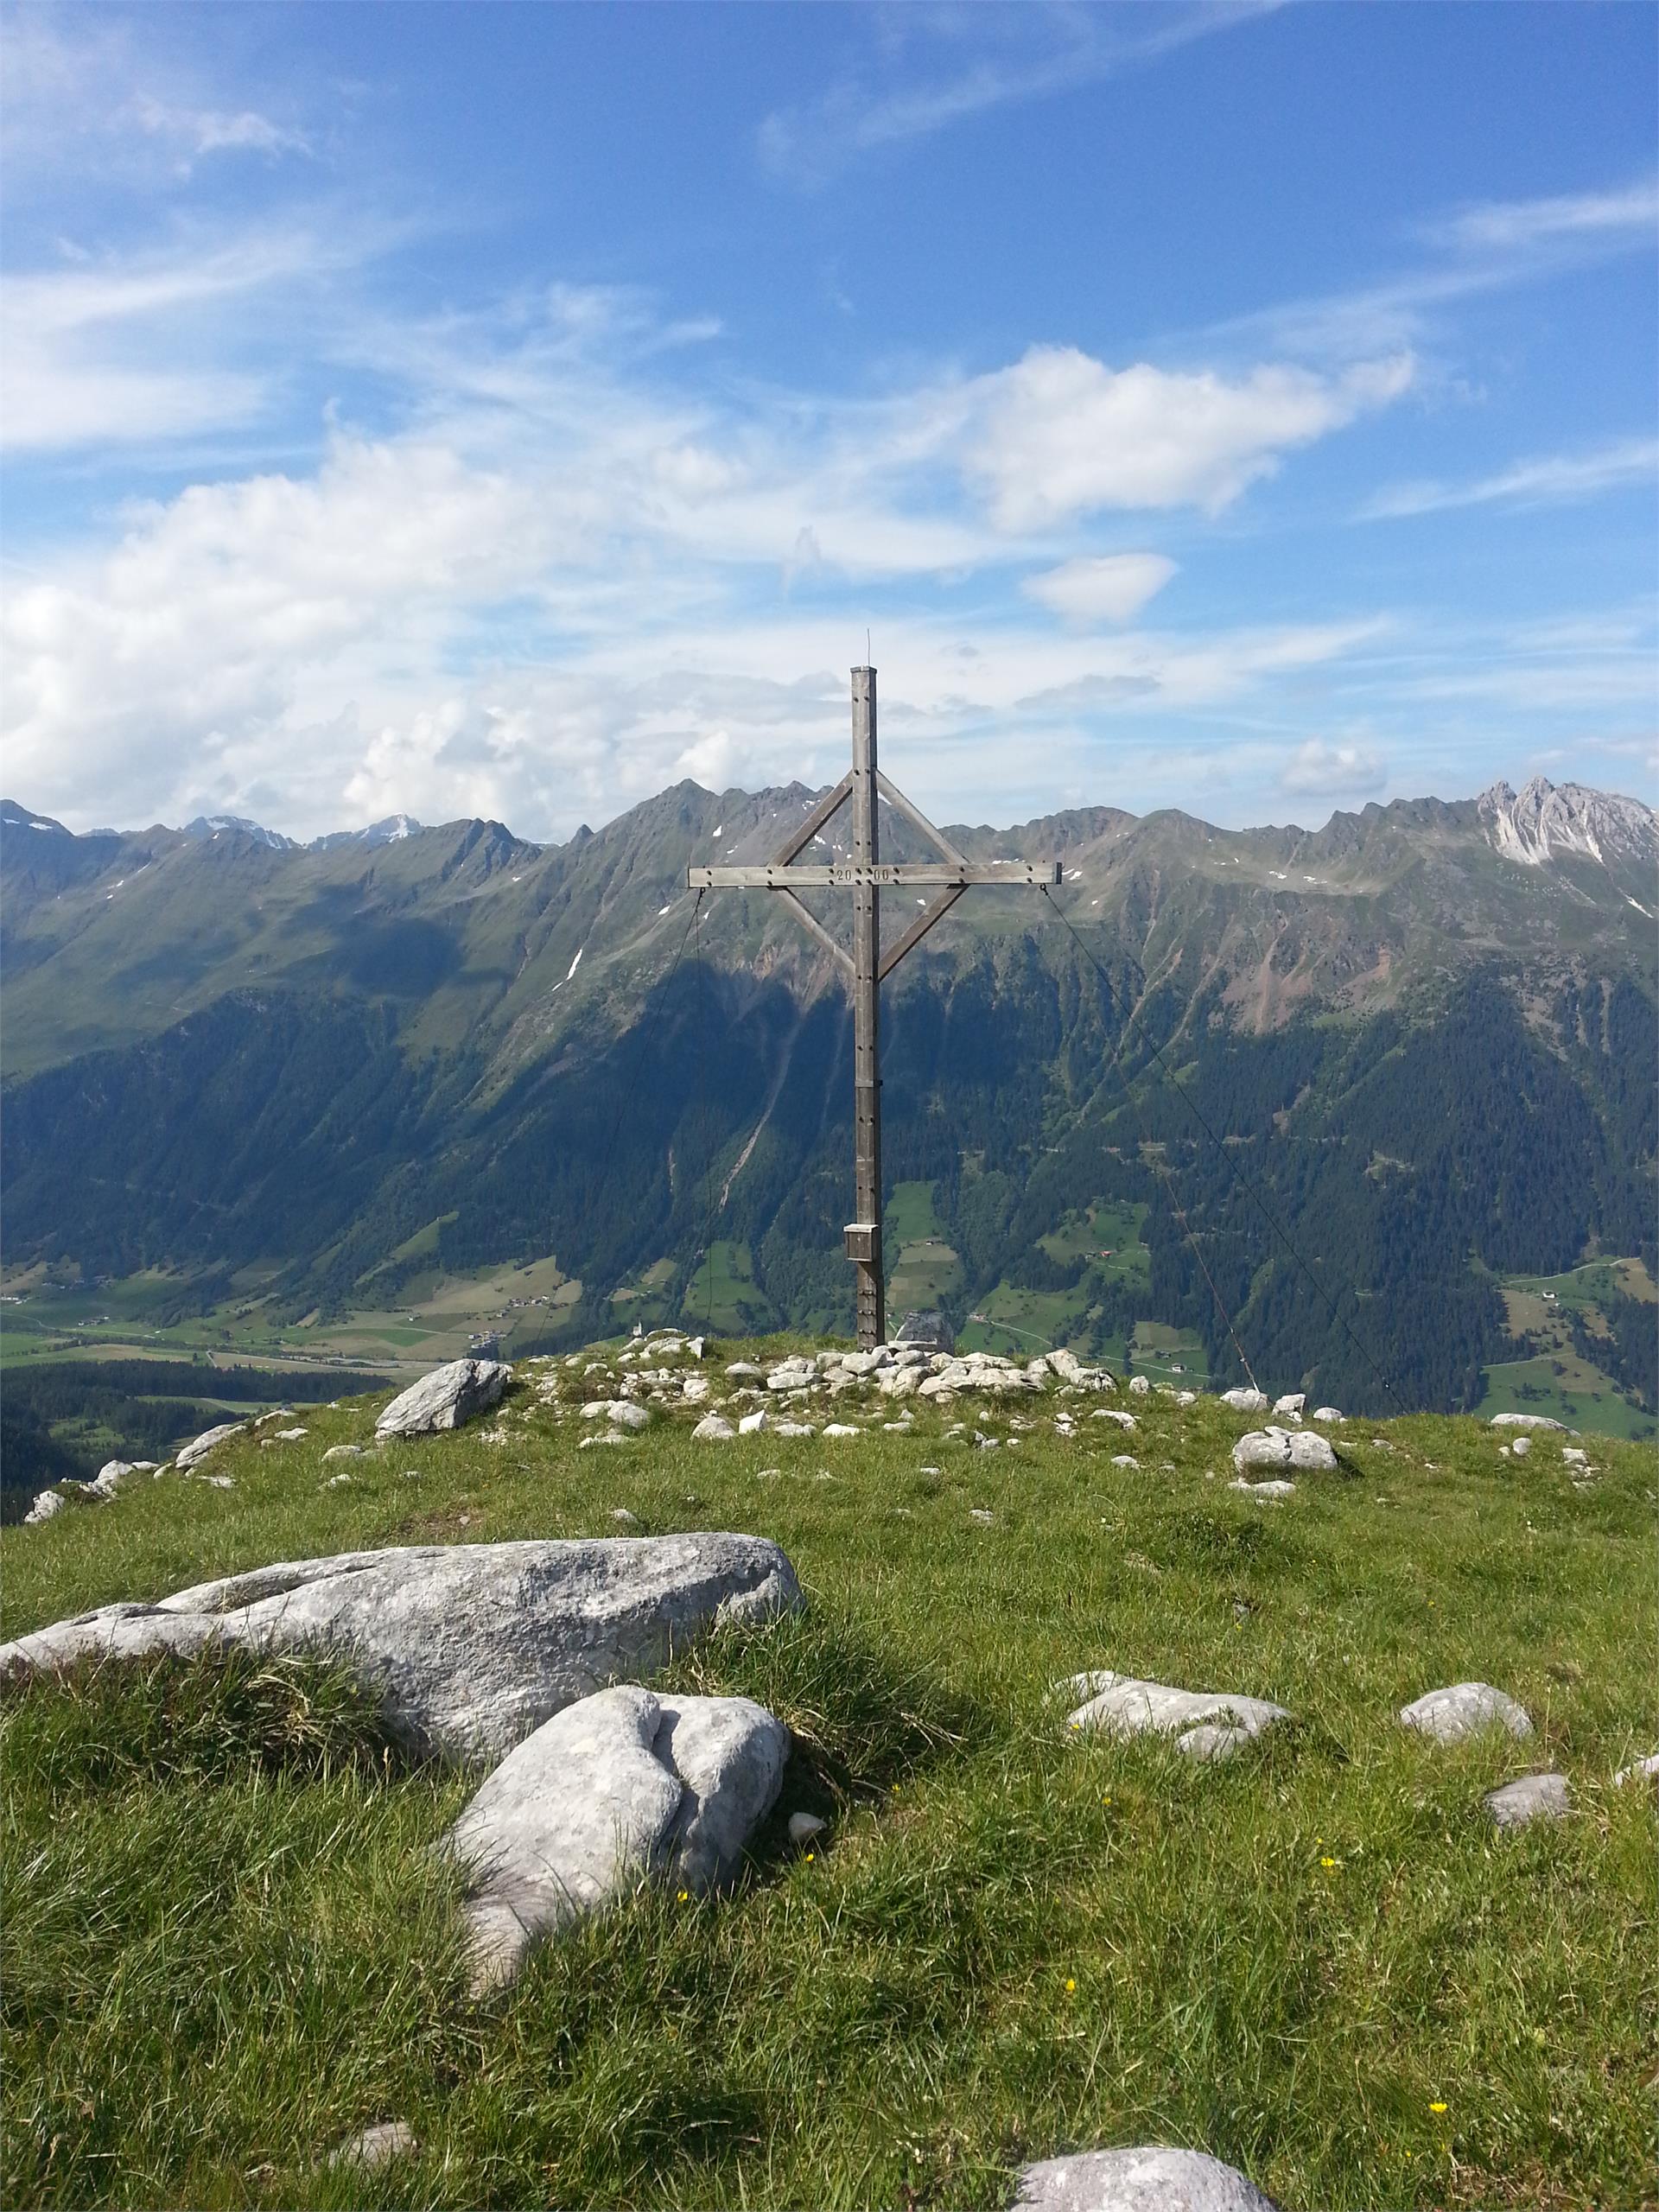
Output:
3 1338 1655 2209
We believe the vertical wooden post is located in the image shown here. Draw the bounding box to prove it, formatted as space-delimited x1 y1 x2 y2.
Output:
848 665 885 1348
690 661 1057 1351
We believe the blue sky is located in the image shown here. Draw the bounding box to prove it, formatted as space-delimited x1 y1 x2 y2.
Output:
3 1 1654 841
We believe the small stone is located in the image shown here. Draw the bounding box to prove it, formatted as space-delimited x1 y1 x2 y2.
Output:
327 2120 417 2172
969 1508 995 1524
1490 1412 1569 1432
692 1414 735 1440
680 1375 712 1404
822 1423 861 1439
787 1811 826 1843
1127 1375 1151 1396
738 1410 770 1435
202 1475 237 1490
321 1473 355 1489
1230 1477 1295 1497
1219 1388 1270 1413
1110 1455 1139 1469
270 1427 309 1442
22 1490 66 1524
1561 1447 1589 1466
725 1362 764 1379
1092 1409 1136 1431
1012 2145 1281 2211
609 1509 639 1527
1400 1682 1533 1743
1311 1405 1344 1423
1272 1394 1306 1421
1612 1751 1659 1791
1510 1434 1532 1457
772 1420 815 1437
1485 1772 1570 1830
321 1444 365 1462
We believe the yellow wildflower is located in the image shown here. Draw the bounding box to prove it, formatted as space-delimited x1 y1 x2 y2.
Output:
1429 2101 1447 2114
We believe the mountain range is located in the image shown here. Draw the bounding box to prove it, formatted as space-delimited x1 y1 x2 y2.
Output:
3 774 1654 1423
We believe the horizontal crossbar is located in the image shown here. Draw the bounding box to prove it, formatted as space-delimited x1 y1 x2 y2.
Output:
688 861 1060 889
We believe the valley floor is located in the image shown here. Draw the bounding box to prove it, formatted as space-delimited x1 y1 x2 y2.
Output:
2 1338 1654 2210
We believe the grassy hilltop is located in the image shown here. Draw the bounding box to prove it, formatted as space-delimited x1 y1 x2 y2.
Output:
3 1339 1655 2211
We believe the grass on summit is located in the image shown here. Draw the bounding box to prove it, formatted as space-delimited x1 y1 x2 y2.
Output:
3 1335 1654 2210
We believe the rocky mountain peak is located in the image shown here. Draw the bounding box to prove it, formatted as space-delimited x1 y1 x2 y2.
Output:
1477 774 1658 877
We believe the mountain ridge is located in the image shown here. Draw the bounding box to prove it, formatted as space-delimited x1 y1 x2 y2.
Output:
2 774 1653 1423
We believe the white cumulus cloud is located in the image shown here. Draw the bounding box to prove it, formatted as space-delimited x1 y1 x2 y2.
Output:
1281 739 1387 798
1023 554 1178 626
963 347 1414 529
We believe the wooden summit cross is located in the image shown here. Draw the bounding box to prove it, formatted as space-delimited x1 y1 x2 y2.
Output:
688 666 1059 1351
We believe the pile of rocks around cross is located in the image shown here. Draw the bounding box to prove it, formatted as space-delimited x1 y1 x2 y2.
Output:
10 1336 1645 2208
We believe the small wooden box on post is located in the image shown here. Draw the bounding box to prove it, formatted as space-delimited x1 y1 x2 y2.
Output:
688 667 1059 1349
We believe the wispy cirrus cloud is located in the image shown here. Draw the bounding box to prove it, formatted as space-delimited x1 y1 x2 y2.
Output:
132 93 314 172
1 10 321 198
1426 175 1659 253
758 0 1282 187
1361 436 1658 520
1217 171 1659 360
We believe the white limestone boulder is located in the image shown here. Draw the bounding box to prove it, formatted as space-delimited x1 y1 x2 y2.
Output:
448 1683 788 1990
1613 1751 1659 1792
692 1413 735 1440
176 1421 248 1470
1059 1671 1290 1764
1310 1406 1344 1424
1126 1375 1151 1397
375 1357 512 1439
1012 2146 1281 2210
0 1533 800 1764
1489 1412 1570 1432
1231 1428 1336 1474
22 1490 67 1525
1399 1682 1533 1744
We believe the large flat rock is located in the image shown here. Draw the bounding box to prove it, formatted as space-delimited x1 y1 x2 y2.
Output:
1013 2146 1282 2210
449 1683 788 1990
375 1357 513 1438
0 1534 800 1764
1059 1672 1290 1764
